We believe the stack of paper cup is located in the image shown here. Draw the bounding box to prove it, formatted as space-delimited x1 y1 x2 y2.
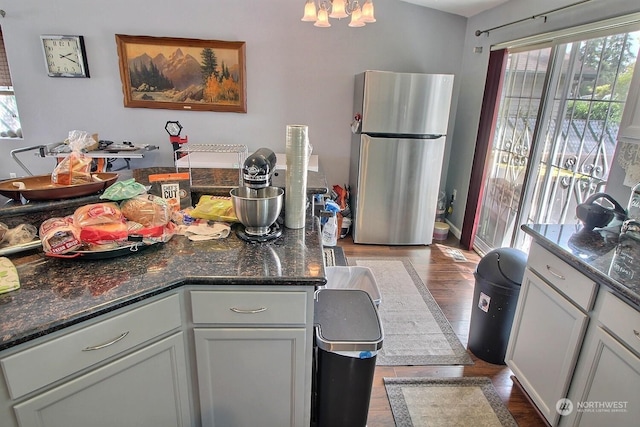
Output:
285 124 312 229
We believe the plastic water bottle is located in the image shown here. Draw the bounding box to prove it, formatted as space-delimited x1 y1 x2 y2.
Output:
322 216 338 246
322 200 340 247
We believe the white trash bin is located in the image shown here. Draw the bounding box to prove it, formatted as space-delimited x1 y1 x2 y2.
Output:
323 266 381 307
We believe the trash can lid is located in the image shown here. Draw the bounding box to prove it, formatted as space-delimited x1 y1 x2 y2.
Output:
314 289 383 352
477 247 527 286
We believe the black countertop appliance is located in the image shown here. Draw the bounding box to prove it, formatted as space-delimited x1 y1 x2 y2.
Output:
576 193 627 230
241 148 277 189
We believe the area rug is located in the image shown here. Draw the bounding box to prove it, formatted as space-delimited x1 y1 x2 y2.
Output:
384 377 518 427
350 258 473 366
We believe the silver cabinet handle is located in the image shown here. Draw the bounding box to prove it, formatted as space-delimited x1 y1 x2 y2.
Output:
546 265 566 280
230 307 267 314
82 331 129 351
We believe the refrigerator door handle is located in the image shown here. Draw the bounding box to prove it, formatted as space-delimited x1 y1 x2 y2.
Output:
363 133 444 139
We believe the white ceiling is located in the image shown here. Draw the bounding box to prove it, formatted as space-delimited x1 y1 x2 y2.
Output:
399 0 512 18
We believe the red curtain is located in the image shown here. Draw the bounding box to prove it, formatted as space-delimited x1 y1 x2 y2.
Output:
460 49 507 250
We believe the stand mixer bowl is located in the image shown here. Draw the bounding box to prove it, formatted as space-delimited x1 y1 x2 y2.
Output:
231 186 284 236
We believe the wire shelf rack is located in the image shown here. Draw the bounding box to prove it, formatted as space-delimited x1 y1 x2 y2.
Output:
174 143 248 185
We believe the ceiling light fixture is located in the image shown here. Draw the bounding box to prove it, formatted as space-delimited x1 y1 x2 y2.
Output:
301 0 376 28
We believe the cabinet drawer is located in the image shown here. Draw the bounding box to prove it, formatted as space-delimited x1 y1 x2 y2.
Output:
1 293 181 399
528 242 597 311
599 291 640 355
191 290 308 325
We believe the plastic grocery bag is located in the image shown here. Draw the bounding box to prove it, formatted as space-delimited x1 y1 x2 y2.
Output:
190 196 238 222
51 130 96 185
100 178 148 201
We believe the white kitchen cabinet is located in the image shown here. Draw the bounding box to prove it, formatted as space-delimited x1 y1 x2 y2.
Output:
560 291 640 427
618 52 640 144
194 328 307 427
13 332 191 427
189 288 314 427
506 243 592 426
0 294 192 427
0 286 316 427
1 294 183 400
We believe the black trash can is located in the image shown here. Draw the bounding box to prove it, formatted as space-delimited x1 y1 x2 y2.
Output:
468 247 527 364
313 289 383 427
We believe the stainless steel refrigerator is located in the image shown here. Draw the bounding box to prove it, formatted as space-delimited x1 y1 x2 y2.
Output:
349 71 454 245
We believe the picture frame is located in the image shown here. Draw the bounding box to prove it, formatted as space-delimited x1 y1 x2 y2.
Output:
115 34 246 113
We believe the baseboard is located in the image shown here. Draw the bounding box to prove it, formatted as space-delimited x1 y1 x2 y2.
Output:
445 219 462 239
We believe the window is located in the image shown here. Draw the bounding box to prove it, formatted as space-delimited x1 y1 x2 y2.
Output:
0 26 21 138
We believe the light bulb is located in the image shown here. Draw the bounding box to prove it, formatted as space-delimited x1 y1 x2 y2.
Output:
329 0 348 19
361 0 376 23
314 6 331 27
348 5 365 27
301 0 317 22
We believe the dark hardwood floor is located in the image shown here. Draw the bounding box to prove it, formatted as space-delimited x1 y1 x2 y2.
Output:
336 234 548 427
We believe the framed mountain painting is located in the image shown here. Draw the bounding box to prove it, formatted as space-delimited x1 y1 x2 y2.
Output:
115 34 246 113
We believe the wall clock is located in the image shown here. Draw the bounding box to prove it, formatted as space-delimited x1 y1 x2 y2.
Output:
40 35 90 78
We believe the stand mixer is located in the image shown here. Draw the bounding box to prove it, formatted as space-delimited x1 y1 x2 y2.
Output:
242 148 277 189
230 148 284 242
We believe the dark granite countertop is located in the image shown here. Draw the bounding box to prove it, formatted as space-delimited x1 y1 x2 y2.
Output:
133 167 329 198
0 166 328 243
522 224 639 310
0 218 326 352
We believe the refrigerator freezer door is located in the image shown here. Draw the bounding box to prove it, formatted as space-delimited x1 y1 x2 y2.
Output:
351 135 445 245
356 71 454 136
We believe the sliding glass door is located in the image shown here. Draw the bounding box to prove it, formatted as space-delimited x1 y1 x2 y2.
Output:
474 29 640 254
474 48 550 254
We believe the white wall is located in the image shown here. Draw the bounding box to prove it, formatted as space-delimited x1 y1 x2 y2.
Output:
446 0 640 235
0 0 466 193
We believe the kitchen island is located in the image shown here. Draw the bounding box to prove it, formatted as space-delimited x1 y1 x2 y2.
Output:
507 224 639 426
0 216 326 427
0 167 329 228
